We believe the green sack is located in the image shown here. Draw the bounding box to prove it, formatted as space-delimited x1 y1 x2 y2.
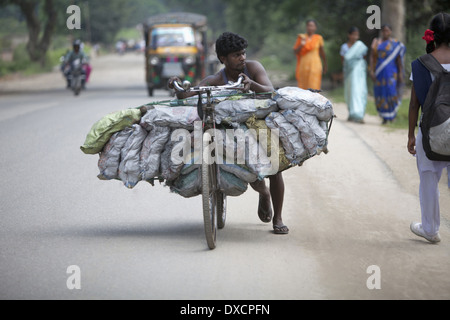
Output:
81 107 146 155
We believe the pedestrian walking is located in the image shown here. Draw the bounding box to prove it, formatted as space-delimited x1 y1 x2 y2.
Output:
293 19 328 91
370 25 406 124
408 13 450 243
340 27 368 123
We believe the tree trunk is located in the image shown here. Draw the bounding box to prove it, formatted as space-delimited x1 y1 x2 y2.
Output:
16 0 57 66
382 0 406 43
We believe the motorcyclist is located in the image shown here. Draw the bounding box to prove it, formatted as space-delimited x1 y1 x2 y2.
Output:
62 40 88 89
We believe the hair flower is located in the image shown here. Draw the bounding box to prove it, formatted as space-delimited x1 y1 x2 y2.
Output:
422 29 435 44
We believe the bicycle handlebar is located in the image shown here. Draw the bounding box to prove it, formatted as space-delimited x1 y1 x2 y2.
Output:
173 76 245 93
172 80 189 92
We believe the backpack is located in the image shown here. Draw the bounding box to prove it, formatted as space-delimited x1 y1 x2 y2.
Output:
418 54 450 161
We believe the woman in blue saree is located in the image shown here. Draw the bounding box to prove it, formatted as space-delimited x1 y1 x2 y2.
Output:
370 25 406 124
340 27 368 123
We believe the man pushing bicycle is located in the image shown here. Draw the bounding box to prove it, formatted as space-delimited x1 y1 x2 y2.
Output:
169 32 289 235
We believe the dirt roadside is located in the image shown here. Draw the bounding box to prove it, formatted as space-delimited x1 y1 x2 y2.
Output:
332 100 450 214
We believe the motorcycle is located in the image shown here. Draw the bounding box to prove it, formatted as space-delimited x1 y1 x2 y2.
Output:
62 57 86 96
69 58 86 96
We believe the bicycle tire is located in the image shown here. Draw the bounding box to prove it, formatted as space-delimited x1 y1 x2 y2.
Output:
73 76 81 96
217 192 226 230
202 132 217 250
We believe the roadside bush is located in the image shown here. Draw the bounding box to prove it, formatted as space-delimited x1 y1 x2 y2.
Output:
256 32 297 81
0 43 68 77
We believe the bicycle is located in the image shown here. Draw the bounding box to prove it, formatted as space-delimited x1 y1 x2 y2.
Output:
172 76 245 250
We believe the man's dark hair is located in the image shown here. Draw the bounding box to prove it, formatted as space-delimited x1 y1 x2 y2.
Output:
215 32 248 64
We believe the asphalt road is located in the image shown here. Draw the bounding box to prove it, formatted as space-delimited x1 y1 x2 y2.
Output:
0 54 449 300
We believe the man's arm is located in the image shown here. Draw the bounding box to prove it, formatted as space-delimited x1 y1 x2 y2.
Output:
245 60 274 93
64 51 73 65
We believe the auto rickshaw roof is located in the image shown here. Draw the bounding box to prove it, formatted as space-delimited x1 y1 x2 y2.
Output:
146 12 207 29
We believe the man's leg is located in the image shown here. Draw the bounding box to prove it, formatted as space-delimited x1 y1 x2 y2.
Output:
269 172 288 234
250 179 272 223
65 69 71 89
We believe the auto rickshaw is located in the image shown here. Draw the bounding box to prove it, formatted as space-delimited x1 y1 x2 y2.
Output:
143 12 208 96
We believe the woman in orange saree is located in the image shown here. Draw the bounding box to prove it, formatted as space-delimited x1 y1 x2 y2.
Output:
293 20 328 90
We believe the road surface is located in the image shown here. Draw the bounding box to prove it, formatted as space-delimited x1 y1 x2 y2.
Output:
0 54 449 300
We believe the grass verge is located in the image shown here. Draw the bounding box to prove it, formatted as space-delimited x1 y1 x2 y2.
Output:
326 84 411 130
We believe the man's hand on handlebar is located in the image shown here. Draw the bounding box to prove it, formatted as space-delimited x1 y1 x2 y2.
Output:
168 73 248 103
240 73 252 92
168 77 182 90
168 76 192 99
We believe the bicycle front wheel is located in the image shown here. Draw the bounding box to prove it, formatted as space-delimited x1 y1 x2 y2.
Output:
202 132 217 250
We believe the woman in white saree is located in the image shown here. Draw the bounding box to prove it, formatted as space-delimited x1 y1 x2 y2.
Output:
340 27 368 123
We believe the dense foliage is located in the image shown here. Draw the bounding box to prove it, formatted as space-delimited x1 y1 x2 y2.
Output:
1 0 449 74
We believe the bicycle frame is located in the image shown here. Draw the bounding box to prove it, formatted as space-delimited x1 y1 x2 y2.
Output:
173 77 244 249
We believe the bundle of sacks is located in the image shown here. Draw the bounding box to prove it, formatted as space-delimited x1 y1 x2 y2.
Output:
81 87 334 198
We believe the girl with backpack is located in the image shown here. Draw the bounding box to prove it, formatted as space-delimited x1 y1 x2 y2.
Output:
408 12 450 243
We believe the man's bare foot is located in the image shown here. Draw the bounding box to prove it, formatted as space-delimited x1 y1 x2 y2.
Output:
258 192 273 223
251 180 273 223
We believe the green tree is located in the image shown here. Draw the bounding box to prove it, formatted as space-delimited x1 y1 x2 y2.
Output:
163 0 227 35
1 0 59 66
382 0 406 42
122 0 167 28
83 0 131 43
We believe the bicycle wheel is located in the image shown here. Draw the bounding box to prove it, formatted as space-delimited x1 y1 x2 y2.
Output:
202 132 217 250
217 191 226 230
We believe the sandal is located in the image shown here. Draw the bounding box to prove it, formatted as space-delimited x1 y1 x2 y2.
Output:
273 224 289 235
